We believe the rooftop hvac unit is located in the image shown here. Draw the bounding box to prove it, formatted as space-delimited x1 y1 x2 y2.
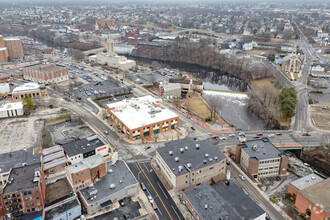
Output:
169 151 173 156
178 166 183 172
203 160 207 164
175 157 180 162
184 146 189 151
205 154 209 158
208 158 213 162
180 148 184 153
187 163 192 168
195 144 200 149
214 157 218 161
109 184 116 189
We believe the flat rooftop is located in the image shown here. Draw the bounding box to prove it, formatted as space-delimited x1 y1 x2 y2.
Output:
0 102 23 111
45 198 80 220
24 62 67 71
3 163 41 194
45 177 74 205
299 178 330 212
0 148 41 174
79 160 137 205
157 138 226 176
66 154 105 174
107 95 178 130
61 135 107 157
240 138 285 160
12 82 41 94
289 173 324 191
183 182 265 220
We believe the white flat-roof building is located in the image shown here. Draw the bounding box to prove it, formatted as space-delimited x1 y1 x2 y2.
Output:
11 82 47 100
107 95 180 141
0 102 24 118
0 83 10 95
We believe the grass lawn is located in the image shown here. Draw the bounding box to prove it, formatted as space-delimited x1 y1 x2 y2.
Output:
183 92 212 120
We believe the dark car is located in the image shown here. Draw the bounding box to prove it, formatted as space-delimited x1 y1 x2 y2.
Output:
191 127 196 131
146 146 151 150
226 160 230 165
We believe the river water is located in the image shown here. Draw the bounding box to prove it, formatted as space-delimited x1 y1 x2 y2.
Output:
203 81 266 131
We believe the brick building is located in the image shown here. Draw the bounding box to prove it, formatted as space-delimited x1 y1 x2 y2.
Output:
11 83 47 100
292 178 330 220
155 138 226 190
23 63 69 84
235 138 288 178
3 37 24 60
107 95 179 141
288 173 324 199
0 163 46 219
0 72 10 83
0 36 8 63
132 41 171 58
65 154 107 192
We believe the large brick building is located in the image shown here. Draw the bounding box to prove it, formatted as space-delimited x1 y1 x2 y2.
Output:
0 163 46 219
3 37 24 60
0 35 8 63
23 63 69 84
235 138 288 178
107 95 179 141
11 82 47 100
155 138 226 190
290 178 330 220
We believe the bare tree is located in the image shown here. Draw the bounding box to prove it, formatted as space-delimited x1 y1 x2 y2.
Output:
207 95 222 120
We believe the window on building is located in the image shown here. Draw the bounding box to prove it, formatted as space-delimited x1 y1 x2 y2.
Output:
25 198 28 201
36 197 39 200
23 192 27 196
192 179 194 181
29 197 32 200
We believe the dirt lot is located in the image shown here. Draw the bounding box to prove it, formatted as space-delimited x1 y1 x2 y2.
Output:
0 117 44 153
183 92 211 120
310 106 330 130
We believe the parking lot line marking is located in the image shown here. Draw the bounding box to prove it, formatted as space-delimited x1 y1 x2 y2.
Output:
138 163 173 220
157 181 168 199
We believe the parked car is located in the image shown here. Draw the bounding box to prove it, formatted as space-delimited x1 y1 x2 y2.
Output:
226 160 230 165
140 182 146 191
229 134 235 137
212 135 219 139
276 133 282 136
103 131 109 135
238 132 245 136
220 137 227 140
191 127 196 131
152 202 158 210
146 146 151 150
256 133 263 136
239 174 246 181
268 134 276 138
148 195 154 203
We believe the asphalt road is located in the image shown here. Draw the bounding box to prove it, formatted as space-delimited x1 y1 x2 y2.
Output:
127 161 184 220
227 164 286 220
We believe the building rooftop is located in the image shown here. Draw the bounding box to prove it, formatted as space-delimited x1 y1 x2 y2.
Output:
299 178 330 212
240 138 286 161
107 95 178 130
0 148 41 174
24 62 67 71
0 102 23 111
60 135 107 157
3 163 41 194
169 78 203 85
45 198 80 220
12 82 41 94
163 83 181 92
79 160 137 205
45 177 74 205
157 138 226 176
4 37 20 41
290 173 324 191
66 154 106 174
183 182 265 220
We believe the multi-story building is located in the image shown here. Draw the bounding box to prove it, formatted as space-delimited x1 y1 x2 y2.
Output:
168 78 204 92
65 154 107 192
0 148 41 188
60 135 110 164
159 83 181 99
0 102 24 118
182 182 267 220
0 36 8 63
23 63 69 84
107 95 180 141
11 83 47 100
42 145 69 179
288 173 324 199
155 138 226 190
0 163 46 218
291 178 330 220
235 138 288 178
77 160 139 215
3 37 24 60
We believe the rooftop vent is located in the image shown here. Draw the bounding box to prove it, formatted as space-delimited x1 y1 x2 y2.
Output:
203 160 207 164
178 166 183 172
109 184 116 189
175 157 180 162
187 163 192 168
208 158 213 162
195 144 200 149
169 151 173 156
204 204 208 210
119 180 123 184
214 157 218 161
180 148 184 153
311 176 316 180
184 146 189 151
87 144 90 147
205 154 209 158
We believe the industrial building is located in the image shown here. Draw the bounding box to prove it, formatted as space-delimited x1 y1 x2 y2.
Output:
0 102 24 118
235 138 288 178
182 182 267 220
107 95 180 141
155 138 226 190
23 63 69 84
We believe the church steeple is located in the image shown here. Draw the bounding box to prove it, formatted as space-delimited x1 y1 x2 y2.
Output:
106 34 115 56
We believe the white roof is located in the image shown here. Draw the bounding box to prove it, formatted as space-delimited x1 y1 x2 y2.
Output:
163 83 181 92
12 83 40 94
0 102 23 111
4 37 20 41
107 95 178 130
290 173 324 191
0 48 7 51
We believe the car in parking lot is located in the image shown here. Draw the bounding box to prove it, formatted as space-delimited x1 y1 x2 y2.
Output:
238 132 245 136
146 146 151 150
256 133 263 136
226 160 230 165
191 127 196 131
219 137 227 140
229 134 235 137
276 133 282 136
268 134 275 138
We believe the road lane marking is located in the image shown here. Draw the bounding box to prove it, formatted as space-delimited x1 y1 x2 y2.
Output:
172 205 182 220
138 163 173 220
157 181 168 199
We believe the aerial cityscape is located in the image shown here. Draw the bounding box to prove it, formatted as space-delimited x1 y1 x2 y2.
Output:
0 0 329 220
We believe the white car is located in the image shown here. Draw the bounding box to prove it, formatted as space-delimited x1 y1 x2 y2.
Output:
148 195 154 203
229 134 235 137
239 174 246 181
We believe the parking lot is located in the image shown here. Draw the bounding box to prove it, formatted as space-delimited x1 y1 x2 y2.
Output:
125 67 180 85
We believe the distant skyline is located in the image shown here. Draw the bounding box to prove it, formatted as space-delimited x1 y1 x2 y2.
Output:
0 0 329 3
